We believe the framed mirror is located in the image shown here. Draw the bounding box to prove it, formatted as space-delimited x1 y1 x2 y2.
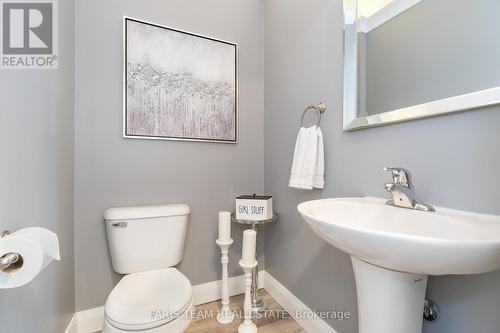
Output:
343 0 500 131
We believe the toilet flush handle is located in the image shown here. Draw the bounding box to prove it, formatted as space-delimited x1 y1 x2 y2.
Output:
111 222 128 228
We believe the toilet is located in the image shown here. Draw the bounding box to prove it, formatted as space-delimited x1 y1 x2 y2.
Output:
103 204 193 333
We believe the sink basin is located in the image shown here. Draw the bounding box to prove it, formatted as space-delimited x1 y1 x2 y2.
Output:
298 197 500 333
298 197 500 275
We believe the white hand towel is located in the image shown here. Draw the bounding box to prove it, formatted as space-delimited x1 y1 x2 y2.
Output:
313 128 325 189
289 126 325 190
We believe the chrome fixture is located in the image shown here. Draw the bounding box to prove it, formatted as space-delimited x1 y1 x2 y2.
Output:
423 299 440 322
383 167 435 212
0 253 21 271
300 102 326 128
0 231 22 272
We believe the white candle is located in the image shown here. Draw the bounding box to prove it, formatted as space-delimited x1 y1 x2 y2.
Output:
241 230 257 265
218 211 232 242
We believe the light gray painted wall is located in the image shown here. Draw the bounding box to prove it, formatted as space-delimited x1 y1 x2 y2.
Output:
264 1 500 333
75 0 265 311
365 0 500 115
0 0 75 332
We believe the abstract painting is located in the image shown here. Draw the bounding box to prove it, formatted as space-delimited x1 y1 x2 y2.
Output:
124 18 237 142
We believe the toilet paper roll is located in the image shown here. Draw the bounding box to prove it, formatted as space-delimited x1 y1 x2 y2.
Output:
0 227 60 289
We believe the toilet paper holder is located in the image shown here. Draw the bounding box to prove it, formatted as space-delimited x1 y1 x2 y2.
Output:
0 231 22 272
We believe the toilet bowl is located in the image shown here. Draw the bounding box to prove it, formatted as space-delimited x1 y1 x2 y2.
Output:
103 204 192 333
103 269 193 333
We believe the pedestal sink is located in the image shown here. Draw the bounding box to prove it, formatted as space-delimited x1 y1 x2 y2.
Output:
298 197 500 333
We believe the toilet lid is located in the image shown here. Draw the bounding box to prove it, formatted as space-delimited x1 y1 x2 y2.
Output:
105 268 193 331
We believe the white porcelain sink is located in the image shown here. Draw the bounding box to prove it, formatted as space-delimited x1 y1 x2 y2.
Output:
298 197 500 333
298 197 500 275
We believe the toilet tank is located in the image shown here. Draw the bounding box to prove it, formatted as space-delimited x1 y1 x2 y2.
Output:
104 204 190 274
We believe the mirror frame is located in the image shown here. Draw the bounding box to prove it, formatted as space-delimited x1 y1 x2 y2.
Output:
342 0 500 131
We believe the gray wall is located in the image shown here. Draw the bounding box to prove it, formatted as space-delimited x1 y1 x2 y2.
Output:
75 0 265 311
264 1 500 333
365 0 500 115
0 0 75 332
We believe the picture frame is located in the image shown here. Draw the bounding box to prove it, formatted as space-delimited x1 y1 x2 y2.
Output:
123 17 238 143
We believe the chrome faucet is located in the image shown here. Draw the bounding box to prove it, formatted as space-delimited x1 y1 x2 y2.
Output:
383 167 435 212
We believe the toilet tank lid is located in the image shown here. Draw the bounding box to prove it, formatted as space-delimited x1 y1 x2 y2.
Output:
104 204 190 221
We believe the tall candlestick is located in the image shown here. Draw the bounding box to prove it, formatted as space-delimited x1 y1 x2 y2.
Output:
239 259 258 333
241 230 256 265
216 236 234 324
218 211 232 242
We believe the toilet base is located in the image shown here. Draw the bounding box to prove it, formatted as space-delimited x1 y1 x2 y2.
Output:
103 299 194 333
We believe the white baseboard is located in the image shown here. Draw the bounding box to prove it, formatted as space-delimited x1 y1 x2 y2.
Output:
76 306 104 333
64 314 78 333
193 270 265 305
264 272 339 333
71 271 265 333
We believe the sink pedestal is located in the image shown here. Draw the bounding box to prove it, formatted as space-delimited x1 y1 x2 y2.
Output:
352 257 428 333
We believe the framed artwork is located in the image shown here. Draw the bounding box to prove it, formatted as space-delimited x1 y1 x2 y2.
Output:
123 17 237 143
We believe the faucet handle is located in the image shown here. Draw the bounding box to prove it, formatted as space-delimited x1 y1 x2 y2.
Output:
383 167 412 187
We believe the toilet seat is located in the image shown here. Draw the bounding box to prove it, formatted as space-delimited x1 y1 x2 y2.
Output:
104 268 193 331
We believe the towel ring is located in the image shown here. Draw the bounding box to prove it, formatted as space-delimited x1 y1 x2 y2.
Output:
300 102 326 128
